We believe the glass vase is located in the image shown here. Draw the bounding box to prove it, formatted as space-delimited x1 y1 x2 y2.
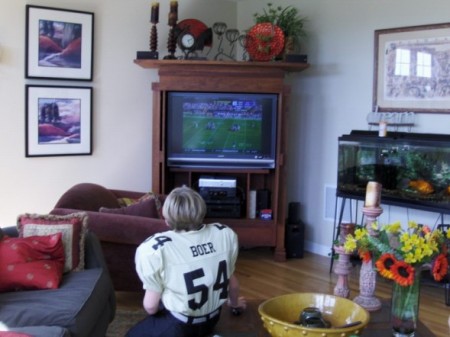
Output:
391 273 421 337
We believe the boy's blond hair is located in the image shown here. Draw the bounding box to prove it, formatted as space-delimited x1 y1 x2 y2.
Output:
162 186 206 231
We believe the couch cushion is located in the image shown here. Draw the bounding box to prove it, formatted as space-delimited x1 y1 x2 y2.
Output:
54 183 120 211
99 197 160 218
17 213 88 273
0 268 111 336
6 326 69 337
0 234 65 292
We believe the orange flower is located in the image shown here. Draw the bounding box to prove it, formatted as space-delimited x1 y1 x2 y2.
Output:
432 254 449 282
391 260 415 286
421 225 431 235
359 250 372 263
376 253 397 280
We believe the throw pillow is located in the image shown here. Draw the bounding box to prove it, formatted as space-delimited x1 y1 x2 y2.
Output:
116 192 156 207
0 233 65 292
17 212 88 272
0 332 33 337
100 197 159 218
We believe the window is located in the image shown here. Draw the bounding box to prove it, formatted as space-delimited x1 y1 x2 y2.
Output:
395 48 411 76
416 51 432 78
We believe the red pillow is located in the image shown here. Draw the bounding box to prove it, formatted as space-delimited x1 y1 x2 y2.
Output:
0 234 65 292
17 213 88 272
0 333 33 337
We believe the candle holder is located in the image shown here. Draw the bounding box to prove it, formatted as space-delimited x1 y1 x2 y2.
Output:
333 245 352 298
333 223 355 299
353 206 383 311
136 3 159 60
163 24 177 59
148 23 158 59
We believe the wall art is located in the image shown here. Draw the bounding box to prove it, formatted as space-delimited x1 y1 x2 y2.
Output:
26 5 94 81
26 85 93 157
373 22 450 113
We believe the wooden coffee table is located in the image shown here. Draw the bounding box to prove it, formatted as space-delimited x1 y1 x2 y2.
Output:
213 299 435 337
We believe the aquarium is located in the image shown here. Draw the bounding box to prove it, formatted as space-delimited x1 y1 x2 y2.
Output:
337 130 450 213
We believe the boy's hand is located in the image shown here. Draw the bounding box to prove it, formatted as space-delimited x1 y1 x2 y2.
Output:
227 296 247 315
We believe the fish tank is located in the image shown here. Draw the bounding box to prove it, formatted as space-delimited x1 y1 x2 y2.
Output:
337 130 450 213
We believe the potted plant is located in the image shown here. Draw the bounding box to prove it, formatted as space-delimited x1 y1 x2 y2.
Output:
253 3 306 54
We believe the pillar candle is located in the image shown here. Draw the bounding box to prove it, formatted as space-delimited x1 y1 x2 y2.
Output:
151 2 159 24
168 0 178 25
378 121 387 137
365 181 382 208
170 0 178 12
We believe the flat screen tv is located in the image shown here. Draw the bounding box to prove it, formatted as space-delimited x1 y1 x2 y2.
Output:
166 91 278 169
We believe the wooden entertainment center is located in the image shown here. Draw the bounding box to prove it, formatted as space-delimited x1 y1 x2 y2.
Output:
135 59 309 261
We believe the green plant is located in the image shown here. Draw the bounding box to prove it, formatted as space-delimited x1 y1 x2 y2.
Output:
253 3 306 41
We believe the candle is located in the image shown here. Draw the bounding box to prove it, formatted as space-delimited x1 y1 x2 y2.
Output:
378 121 387 137
168 0 178 25
365 181 382 208
151 2 159 24
170 1 178 12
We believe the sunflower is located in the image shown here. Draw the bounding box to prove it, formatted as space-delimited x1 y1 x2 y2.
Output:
375 253 396 280
432 253 449 282
391 260 415 287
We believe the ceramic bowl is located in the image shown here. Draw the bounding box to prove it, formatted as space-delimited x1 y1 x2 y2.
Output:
258 293 370 337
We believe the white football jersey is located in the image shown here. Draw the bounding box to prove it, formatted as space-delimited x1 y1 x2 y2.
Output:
135 223 238 317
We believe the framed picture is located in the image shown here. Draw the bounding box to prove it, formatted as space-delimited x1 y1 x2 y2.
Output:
373 22 450 113
25 5 94 81
26 85 93 157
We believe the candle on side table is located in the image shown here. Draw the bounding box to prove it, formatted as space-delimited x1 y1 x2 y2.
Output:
364 181 381 208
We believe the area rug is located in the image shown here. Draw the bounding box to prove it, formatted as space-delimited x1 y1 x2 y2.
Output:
106 307 146 337
106 307 259 337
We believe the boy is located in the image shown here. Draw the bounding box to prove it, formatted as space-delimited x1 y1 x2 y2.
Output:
127 186 246 337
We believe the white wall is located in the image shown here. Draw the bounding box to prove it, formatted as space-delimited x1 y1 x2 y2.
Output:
238 0 450 255
1 0 449 257
0 0 236 225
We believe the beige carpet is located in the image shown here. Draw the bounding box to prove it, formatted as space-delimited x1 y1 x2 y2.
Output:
106 307 259 337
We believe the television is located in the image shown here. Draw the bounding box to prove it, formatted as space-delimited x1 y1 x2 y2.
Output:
166 91 278 169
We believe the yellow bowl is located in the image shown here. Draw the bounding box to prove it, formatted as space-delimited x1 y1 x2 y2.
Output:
258 293 370 337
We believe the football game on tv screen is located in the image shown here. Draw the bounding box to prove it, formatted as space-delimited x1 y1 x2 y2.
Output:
166 91 278 169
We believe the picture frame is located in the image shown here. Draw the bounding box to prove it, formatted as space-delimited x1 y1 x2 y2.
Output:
373 22 450 114
25 5 94 81
26 85 93 157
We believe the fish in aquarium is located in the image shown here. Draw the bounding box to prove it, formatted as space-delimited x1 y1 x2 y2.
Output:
408 179 434 195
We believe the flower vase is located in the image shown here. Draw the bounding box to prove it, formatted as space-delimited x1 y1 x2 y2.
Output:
391 273 421 337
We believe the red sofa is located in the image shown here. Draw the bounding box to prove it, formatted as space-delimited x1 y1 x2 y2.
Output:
51 183 167 292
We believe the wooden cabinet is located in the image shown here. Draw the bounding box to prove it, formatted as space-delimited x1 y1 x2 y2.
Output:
135 59 309 261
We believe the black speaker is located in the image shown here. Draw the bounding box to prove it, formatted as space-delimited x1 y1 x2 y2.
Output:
285 222 305 258
256 189 271 213
285 202 304 258
288 202 301 223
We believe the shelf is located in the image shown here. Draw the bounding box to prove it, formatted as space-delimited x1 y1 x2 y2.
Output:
169 167 271 174
134 59 310 73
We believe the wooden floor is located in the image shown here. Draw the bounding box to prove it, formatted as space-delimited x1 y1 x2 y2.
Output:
116 248 450 337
